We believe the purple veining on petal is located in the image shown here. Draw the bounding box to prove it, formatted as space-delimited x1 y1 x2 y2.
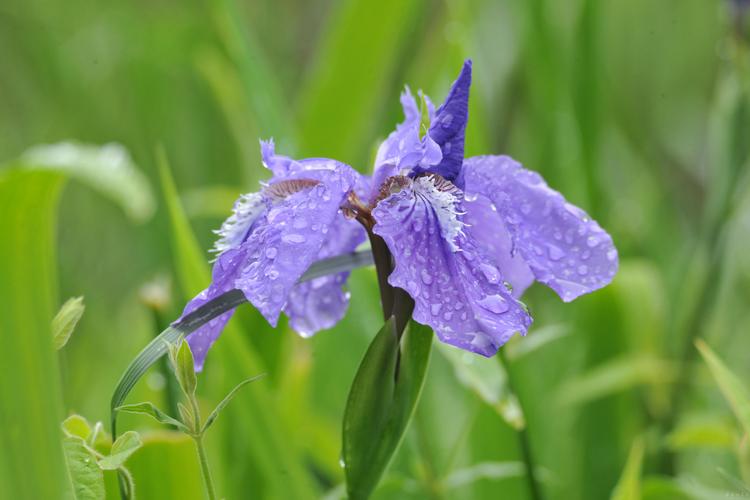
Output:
372 175 531 356
182 148 364 370
412 60 472 186
463 155 618 302
235 172 354 325
463 193 535 298
283 213 366 336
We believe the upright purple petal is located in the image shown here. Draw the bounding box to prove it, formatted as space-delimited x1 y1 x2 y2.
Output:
372 174 531 356
283 214 365 336
412 60 472 185
370 88 441 202
463 155 618 302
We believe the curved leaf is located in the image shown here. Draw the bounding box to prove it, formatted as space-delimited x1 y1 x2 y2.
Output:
342 319 433 499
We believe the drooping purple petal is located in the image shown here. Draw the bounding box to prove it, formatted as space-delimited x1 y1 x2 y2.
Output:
412 60 472 186
184 244 251 370
183 151 364 369
283 214 365 336
372 174 531 356
235 171 355 325
463 155 618 302
463 194 535 298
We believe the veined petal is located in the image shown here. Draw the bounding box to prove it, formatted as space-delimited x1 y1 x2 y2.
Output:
235 174 353 326
283 214 365 336
463 194 535 298
184 148 362 369
372 175 531 356
211 192 266 256
463 155 618 302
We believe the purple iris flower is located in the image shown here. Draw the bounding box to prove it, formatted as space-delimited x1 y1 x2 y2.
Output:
181 59 618 369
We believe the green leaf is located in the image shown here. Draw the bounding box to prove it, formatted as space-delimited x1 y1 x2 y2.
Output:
342 319 433 499
202 374 265 433
171 339 197 398
0 170 68 499
8 142 155 222
62 415 93 441
116 402 188 432
98 431 142 470
123 431 204 500
611 437 644 500
52 296 85 350
178 402 195 432
438 343 525 430
62 436 106 500
558 354 675 406
696 339 750 437
666 415 735 450
297 0 427 164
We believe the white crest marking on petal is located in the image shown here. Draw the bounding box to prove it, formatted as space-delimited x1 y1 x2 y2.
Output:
211 192 265 257
413 175 465 252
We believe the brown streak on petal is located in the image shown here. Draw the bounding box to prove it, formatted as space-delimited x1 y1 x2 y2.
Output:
264 178 320 200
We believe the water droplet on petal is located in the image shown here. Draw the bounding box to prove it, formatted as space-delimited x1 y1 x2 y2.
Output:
440 113 454 128
265 247 277 259
443 311 453 321
420 269 433 285
480 263 500 284
282 234 306 244
547 244 564 261
265 267 279 280
478 295 509 314
586 235 600 248
577 265 588 275
520 203 531 215
431 303 443 316
607 249 617 261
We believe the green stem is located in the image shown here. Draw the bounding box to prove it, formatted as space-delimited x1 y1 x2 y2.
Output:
194 435 217 500
499 350 543 500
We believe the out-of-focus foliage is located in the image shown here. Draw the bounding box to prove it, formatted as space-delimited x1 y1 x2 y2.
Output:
1 0 749 498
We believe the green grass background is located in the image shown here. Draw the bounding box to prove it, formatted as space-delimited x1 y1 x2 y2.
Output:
2 0 750 498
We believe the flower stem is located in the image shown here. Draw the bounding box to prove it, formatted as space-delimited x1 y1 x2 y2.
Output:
194 435 217 500
499 349 544 500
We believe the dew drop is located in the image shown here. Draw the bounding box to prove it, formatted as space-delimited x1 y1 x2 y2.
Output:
520 203 532 215
547 244 564 261
480 263 500 284
607 249 617 261
478 295 509 314
282 233 306 244
420 269 433 285
431 303 443 316
265 247 278 259
440 113 454 128
577 265 588 276
265 267 279 280
586 235 600 248
443 311 453 321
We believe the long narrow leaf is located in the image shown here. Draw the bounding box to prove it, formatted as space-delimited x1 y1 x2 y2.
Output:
342 319 433 499
0 170 69 499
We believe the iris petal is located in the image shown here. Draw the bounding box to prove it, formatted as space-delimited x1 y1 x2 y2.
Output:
463 155 618 302
182 151 365 370
463 193 535 298
372 175 531 356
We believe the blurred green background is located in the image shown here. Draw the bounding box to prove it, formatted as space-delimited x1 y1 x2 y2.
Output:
2 0 750 498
